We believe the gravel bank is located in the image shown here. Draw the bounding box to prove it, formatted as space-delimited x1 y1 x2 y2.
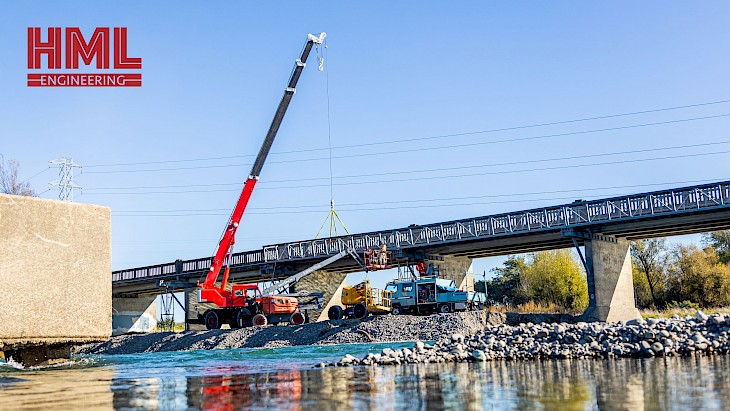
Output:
75 311 505 355
325 311 730 368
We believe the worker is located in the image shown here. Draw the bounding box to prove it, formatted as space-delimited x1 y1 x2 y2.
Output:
416 261 426 276
378 244 388 266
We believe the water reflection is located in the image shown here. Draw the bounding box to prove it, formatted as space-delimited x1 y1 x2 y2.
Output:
109 355 730 410
2 355 730 410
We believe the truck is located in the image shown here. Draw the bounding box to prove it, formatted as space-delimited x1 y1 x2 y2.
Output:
327 280 393 320
194 32 327 330
384 264 472 315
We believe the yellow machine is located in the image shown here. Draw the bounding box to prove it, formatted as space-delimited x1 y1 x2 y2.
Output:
327 280 392 320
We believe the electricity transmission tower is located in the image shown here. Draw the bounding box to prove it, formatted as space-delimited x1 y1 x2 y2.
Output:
49 157 82 201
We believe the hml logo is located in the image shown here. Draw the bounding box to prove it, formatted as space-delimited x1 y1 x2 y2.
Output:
27 27 142 87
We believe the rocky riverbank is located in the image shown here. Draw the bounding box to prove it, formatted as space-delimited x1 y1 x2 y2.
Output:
323 311 730 368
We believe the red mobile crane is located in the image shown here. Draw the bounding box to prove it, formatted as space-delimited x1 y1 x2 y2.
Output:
196 32 327 330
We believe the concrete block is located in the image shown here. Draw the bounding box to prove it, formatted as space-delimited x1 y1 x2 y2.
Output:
0 194 111 354
582 237 642 322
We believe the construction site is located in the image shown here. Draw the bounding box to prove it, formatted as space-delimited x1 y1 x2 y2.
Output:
3 3 730 409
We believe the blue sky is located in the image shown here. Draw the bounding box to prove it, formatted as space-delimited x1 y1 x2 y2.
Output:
2 2 729 290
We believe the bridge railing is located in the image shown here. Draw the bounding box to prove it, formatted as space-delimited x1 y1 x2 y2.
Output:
112 249 264 283
259 182 730 262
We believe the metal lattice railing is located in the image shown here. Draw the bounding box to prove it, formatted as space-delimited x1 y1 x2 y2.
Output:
113 181 730 283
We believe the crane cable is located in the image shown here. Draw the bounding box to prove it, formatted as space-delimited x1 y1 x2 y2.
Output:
315 37 351 239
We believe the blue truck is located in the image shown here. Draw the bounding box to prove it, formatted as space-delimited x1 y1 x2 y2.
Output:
385 277 474 315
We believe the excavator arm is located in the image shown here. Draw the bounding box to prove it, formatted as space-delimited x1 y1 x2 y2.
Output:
199 33 326 304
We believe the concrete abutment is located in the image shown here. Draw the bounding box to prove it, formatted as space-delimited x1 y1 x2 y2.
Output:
0 194 111 365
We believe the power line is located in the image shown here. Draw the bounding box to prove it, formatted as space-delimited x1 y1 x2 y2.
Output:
83 98 730 168
83 139 730 189
111 186 725 216
82 148 730 195
19 167 51 185
84 112 730 174
110 177 727 215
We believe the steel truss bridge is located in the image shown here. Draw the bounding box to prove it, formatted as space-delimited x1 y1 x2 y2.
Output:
113 180 730 294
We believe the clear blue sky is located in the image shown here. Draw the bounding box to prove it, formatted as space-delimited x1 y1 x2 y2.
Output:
2 2 729 285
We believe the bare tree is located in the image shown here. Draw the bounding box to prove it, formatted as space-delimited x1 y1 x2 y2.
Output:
0 155 36 196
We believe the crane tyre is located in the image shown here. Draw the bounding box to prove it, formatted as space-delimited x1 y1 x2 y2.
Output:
353 303 369 319
439 303 451 314
204 310 221 330
391 304 402 316
328 305 344 321
290 312 305 325
252 313 268 326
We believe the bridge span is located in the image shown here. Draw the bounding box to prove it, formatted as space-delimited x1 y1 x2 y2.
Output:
111 180 730 331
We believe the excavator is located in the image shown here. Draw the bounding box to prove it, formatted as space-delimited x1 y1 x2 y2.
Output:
194 32 326 330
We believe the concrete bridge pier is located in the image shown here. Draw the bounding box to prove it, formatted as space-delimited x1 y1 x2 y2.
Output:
581 235 642 323
294 270 348 322
112 294 157 335
438 256 475 292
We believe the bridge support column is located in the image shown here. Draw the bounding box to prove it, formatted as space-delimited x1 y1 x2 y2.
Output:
185 287 216 331
112 295 157 335
582 236 641 322
439 256 474 291
294 270 348 322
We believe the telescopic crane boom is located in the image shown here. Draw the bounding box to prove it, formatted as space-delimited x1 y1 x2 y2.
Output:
198 32 326 308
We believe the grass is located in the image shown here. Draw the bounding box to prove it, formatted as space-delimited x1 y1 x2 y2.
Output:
156 322 187 332
486 301 584 315
640 307 730 319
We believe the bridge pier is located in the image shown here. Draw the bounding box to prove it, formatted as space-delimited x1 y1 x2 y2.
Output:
112 294 157 335
581 235 642 323
185 287 216 330
439 256 474 292
293 270 348 322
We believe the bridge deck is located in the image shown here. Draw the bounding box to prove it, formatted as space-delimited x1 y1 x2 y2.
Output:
112 180 730 294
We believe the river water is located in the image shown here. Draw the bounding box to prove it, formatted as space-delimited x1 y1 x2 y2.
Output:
1 342 729 410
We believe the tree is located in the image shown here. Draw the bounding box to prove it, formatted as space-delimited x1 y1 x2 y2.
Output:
0 155 35 196
521 250 588 311
665 245 730 307
702 231 730 264
487 256 527 306
630 239 666 308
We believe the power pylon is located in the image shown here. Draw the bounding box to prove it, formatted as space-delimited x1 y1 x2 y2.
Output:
49 157 82 201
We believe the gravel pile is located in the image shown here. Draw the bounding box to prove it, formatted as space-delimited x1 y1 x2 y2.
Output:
323 311 730 368
75 311 503 355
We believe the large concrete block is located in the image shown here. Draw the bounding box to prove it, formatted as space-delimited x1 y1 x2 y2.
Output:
0 194 111 351
582 236 642 322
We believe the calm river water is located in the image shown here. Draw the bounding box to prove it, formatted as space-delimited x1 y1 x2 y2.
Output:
1 342 729 410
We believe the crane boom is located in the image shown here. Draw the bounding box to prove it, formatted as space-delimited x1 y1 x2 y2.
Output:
200 32 326 305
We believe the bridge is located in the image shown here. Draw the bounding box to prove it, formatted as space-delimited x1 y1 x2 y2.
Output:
111 180 730 332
